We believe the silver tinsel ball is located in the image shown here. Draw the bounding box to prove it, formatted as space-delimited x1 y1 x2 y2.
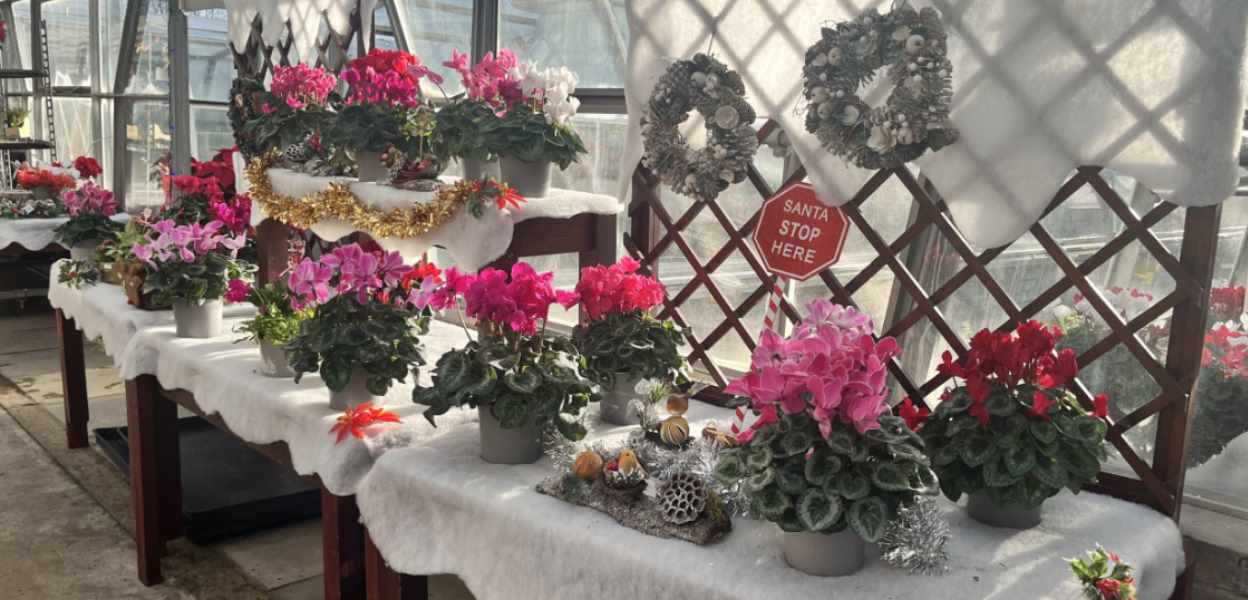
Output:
879 498 951 575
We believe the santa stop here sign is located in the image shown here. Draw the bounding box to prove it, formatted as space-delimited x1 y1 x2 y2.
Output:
751 182 850 281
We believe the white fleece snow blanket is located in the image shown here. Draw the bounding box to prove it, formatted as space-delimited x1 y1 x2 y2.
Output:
357 402 1184 600
621 0 1248 249
47 264 254 366
0 217 68 252
247 169 621 271
115 314 477 496
223 0 377 62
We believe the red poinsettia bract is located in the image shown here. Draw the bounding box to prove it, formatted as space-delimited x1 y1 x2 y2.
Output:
330 402 401 444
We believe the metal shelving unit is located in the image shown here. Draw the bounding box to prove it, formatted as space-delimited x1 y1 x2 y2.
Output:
0 18 57 189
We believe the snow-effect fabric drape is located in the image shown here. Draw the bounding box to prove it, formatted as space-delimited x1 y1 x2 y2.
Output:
621 0 1248 249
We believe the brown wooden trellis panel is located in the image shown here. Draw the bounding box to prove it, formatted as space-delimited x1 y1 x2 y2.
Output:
625 119 1221 520
228 9 365 81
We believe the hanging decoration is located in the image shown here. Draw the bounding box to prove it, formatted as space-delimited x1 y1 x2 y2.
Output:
802 3 958 170
246 150 523 239
878 498 951 575
641 53 759 202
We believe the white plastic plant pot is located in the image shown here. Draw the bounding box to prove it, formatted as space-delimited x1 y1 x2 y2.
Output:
781 528 867 577
355 150 389 183
258 340 295 378
498 156 552 198
965 492 1041 529
69 241 98 261
461 157 500 181
478 403 543 464
599 375 643 426
328 367 383 411
172 299 223 339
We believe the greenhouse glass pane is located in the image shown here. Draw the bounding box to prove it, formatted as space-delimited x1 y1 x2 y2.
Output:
190 104 232 159
8 1 33 72
101 0 126 86
123 100 171 209
42 0 92 88
498 0 628 88
392 0 472 94
52 96 94 160
187 9 233 102
125 0 171 95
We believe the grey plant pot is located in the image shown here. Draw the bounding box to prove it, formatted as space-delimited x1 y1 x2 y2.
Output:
172 299 223 339
478 404 543 464
498 156 551 198
781 528 866 577
356 150 388 183
966 492 1042 529
600 375 643 426
258 340 295 378
461 157 500 181
69 241 98 261
328 367 383 411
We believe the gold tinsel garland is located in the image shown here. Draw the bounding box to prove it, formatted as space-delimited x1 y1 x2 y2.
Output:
246 150 475 238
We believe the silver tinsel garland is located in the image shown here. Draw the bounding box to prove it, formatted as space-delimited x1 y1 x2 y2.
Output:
879 498 951 575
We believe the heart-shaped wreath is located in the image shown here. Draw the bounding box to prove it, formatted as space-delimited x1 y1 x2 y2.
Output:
803 4 958 170
642 53 759 202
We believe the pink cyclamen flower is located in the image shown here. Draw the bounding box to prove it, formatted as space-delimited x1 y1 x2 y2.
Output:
225 279 252 304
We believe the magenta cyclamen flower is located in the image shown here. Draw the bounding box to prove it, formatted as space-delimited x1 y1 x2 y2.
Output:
131 218 245 269
426 261 578 336
61 181 117 217
286 243 413 309
270 64 337 111
225 279 252 304
724 299 899 438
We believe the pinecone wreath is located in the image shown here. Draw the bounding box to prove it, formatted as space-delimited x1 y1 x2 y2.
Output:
657 472 708 525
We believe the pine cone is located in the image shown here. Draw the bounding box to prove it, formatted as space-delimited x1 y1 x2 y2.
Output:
657 472 708 525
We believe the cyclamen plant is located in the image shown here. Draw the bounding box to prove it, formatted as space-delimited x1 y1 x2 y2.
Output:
333 49 442 160
713 300 938 542
570 257 686 388
244 65 340 158
482 60 587 168
1069 546 1137 600
16 164 77 200
283 243 435 396
918 321 1110 510
54 181 122 247
132 219 247 305
415 262 595 440
436 49 522 165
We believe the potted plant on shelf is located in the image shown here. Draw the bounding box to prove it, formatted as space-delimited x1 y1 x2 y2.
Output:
437 49 524 179
485 62 586 196
234 279 307 378
54 181 120 260
416 262 593 464
238 64 339 162
4 105 27 139
712 299 937 577
332 48 443 182
284 243 434 409
918 321 1109 529
570 257 686 425
132 219 247 337
16 163 76 201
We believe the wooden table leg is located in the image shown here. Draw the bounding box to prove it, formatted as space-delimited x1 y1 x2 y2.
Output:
55 309 89 449
365 531 428 600
323 489 367 600
126 374 182 585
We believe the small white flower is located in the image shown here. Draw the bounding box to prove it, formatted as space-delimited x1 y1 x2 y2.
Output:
892 26 912 41
714 105 740 129
905 34 926 54
811 86 830 102
817 101 836 118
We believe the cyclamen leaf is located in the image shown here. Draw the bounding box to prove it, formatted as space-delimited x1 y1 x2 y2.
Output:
1003 446 1036 477
797 489 843 532
960 433 996 468
804 449 843 485
752 485 792 518
746 445 774 471
871 463 913 492
1031 457 1067 490
776 466 809 496
836 471 871 500
983 457 1022 488
1029 420 1058 444
825 428 856 455
713 453 747 486
847 497 889 543
745 467 777 493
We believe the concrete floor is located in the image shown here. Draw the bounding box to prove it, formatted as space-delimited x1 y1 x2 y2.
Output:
0 309 473 600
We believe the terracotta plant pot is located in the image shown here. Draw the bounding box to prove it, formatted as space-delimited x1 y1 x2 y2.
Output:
461 157 500 181
4 127 19 139
600 375 643 426
172 299 224 339
781 528 866 577
965 492 1041 529
355 150 388 183
498 156 551 197
328 367 383 411
258 340 295 378
478 404 542 464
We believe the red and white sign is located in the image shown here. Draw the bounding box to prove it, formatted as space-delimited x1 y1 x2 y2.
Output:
751 182 849 281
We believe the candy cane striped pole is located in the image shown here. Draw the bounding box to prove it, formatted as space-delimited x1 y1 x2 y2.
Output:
762 274 787 331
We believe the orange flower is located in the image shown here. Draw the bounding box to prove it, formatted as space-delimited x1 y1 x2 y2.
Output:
330 402 401 444
495 184 525 211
